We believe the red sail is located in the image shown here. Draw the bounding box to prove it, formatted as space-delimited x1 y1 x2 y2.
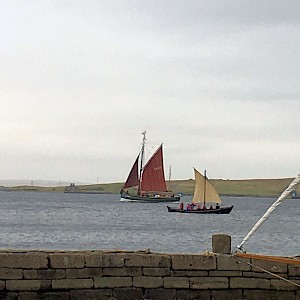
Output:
123 156 139 188
140 144 167 192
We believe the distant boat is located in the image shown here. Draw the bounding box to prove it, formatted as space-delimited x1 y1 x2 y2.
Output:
167 168 233 214
291 190 300 199
64 183 80 193
64 183 107 194
120 131 180 203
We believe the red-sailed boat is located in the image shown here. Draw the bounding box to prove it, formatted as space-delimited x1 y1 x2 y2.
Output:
120 131 180 203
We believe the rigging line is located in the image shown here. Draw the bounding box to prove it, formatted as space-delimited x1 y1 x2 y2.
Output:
236 173 300 252
232 255 300 288
235 253 300 265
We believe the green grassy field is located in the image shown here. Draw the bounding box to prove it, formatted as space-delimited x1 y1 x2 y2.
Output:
3 177 299 198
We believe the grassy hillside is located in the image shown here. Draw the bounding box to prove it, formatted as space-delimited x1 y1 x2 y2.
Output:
168 177 297 197
3 177 299 198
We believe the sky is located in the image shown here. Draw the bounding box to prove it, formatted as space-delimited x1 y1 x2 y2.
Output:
1 0 300 184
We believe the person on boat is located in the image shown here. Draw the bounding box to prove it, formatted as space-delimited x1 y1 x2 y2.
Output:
179 202 184 210
216 203 220 209
187 203 191 211
196 204 201 210
209 205 213 210
202 204 206 210
190 203 195 210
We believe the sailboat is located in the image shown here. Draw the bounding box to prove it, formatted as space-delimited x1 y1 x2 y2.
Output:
167 168 234 214
120 131 180 203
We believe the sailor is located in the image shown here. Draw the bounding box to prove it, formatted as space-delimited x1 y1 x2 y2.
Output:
179 202 184 210
216 203 220 209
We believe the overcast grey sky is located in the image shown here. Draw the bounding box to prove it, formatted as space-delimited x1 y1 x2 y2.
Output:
1 0 299 184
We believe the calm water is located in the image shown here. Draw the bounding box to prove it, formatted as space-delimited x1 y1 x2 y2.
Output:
0 191 299 256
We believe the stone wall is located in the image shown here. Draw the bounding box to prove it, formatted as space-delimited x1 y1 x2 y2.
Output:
0 249 300 300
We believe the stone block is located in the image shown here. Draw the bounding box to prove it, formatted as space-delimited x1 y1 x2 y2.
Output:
18 291 70 300
252 258 287 273
212 234 231 254
6 280 51 291
133 276 163 288
103 267 142 276
230 277 270 289
164 277 189 288
49 254 85 269
270 279 299 291
124 253 171 268
85 253 103 267
113 288 143 300
23 269 66 280
0 268 22 279
0 292 18 300
94 276 132 288
52 279 93 289
143 267 170 276
217 255 251 271
66 267 102 278
288 264 300 277
244 289 294 300
211 289 243 300
0 253 48 269
209 270 242 277
144 288 176 300
243 271 287 279
190 277 228 289
171 254 216 270
70 289 113 300
102 253 126 268
171 270 208 277
176 289 210 300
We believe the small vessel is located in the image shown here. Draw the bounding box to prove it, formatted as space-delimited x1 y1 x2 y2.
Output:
64 183 107 194
167 168 233 214
291 189 300 199
120 131 180 203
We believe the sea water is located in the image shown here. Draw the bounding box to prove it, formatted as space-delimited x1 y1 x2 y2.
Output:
0 191 299 256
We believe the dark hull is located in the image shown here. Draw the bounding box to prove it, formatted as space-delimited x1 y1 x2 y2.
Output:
120 193 180 203
167 205 234 214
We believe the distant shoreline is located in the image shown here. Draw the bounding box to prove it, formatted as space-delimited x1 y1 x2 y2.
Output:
0 176 298 198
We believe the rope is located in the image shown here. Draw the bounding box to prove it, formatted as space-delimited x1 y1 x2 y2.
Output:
232 254 300 288
236 174 300 252
235 253 300 265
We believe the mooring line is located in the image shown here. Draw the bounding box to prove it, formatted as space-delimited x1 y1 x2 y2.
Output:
232 254 300 288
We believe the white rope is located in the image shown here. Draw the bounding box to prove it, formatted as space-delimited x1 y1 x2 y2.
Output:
237 174 300 251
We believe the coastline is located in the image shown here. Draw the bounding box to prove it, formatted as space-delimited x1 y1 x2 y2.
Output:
0 177 298 198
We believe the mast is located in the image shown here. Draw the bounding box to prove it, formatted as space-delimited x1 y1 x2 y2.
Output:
203 169 207 205
138 131 146 193
168 165 171 191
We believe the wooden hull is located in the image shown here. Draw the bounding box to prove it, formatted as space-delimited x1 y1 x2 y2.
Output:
120 193 180 203
167 205 234 214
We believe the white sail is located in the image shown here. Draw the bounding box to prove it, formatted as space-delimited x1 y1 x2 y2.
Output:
237 173 300 251
192 168 222 204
